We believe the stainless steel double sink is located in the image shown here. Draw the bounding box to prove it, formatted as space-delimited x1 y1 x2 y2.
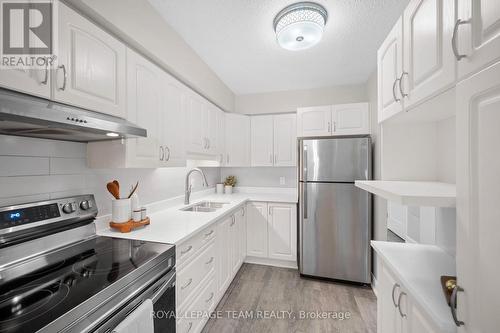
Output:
180 201 229 212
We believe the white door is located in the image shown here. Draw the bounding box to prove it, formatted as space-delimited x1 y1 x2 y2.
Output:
456 60 500 333
297 106 332 137
206 104 218 155
225 113 250 166
0 68 50 98
378 17 404 123
457 0 500 79
251 115 274 166
55 3 126 118
387 201 407 240
230 214 240 275
406 301 439 333
246 202 268 258
378 265 402 333
185 93 206 154
273 114 297 166
216 217 231 296
238 206 247 263
161 74 186 167
267 203 297 261
125 49 162 168
332 103 370 135
402 0 456 109
216 109 226 165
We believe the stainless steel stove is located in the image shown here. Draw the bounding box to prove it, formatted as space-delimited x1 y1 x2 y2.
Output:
0 195 176 333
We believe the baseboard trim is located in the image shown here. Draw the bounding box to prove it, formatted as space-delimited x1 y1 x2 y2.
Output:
244 256 298 269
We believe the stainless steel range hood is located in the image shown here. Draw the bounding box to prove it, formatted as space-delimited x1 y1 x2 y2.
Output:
0 88 147 142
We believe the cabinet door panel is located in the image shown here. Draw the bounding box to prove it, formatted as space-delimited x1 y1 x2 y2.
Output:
216 110 225 165
162 76 186 166
458 0 500 78
456 61 500 333
403 0 455 108
378 265 401 333
251 115 274 166
216 217 231 296
268 203 297 261
332 103 370 135
225 113 250 166
0 68 50 98
273 114 297 166
246 203 268 258
297 106 332 137
207 105 218 155
186 94 206 154
378 18 404 123
56 3 126 118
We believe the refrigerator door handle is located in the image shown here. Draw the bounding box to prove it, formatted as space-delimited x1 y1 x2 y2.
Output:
303 145 308 180
303 184 308 219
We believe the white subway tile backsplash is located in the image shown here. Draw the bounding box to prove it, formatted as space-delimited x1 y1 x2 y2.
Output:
0 193 50 207
0 156 50 176
0 175 85 198
50 158 87 175
0 135 51 157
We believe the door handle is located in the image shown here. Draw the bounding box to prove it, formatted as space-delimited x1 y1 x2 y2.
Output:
181 278 193 290
450 284 465 326
164 146 170 161
327 121 331 133
452 19 470 61
398 72 408 98
159 146 164 161
397 292 407 318
303 184 307 219
41 63 49 85
392 78 401 102
391 283 400 307
57 65 67 91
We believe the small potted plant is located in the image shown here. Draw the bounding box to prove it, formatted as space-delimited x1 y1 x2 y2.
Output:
224 175 237 194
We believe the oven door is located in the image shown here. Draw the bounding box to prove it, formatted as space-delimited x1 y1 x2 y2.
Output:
152 270 176 333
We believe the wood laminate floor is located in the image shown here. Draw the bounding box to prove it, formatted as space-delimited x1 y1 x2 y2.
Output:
202 264 377 333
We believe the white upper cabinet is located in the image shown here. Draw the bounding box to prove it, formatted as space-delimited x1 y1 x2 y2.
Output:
251 115 274 166
267 203 297 261
0 68 51 98
402 0 456 109
185 94 220 156
378 18 404 123
331 103 370 135
215 109 226 165
457 0 500 79
297 106 332 137
273 114 297 166
298 104 370 137
55 3 126 118
225 113 250 166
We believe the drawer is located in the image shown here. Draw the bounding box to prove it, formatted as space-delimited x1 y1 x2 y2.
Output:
177 316 198 333
177 242 215 309
177 225 216 266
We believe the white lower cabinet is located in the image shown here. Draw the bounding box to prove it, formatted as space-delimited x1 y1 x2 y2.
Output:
377 259 443 333
246 202 269 258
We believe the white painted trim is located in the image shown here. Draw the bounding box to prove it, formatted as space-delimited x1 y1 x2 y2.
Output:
244 256 297 269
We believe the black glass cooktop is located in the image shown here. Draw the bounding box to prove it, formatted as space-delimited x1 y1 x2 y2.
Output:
0 236 173 333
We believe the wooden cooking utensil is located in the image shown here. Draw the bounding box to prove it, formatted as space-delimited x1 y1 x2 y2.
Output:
107 181 120 200
127 181 139 199
113 180 120 197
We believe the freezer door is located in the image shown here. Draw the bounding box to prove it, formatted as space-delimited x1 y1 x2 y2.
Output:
298 182 371 283
299 137 371 182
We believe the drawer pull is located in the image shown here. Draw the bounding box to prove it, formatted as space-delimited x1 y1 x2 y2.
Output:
187 322 193 332
181 278 193 290
205 292 214 303
205 257 214 265
180 245 193 255
204 230 214 237
391 283 400 307
397 292 407 318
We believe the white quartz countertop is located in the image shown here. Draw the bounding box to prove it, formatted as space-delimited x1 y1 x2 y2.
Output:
96 190 297 245
371 241 456 333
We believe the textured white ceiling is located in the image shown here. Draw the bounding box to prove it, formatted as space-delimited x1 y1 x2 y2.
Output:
148 0 410 95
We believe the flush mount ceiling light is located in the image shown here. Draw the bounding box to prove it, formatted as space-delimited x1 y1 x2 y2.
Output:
273 2 328 51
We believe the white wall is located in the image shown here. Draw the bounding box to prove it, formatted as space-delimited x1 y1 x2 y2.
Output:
220 167 297 188
437 117 456 183
235 84 367 114
64 0 235 112
0 135 220 216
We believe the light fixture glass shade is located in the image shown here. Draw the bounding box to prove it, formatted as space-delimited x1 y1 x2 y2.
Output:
274 2 327 51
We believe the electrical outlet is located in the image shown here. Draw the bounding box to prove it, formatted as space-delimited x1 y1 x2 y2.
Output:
279 177 286 185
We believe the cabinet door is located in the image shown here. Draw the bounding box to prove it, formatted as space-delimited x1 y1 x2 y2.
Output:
457 0 500 79
246 202 268 258
216 109 226 165
378 17 404 123
296 106 332 137
55 3 126 118
239 206 247 263
402 0 456 109
230 214 240 275
251 115 274 166
331 103 370 135
186 93 206 154
273 114 297 166
216 217 231 296
161 75 186 167
406 300 439 333
387 201 407 240
206 104 218 155
0 68 50 98
125 49 162 168
456 61 500 333
267 203 297 261
378 265 402 333
225 113 250 166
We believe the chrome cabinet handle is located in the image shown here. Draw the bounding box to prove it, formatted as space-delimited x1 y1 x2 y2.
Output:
269 153 273 164
227 154 230 164
205 292 214 303
450 284 465 326
241 207 245 217
187 322 193 332
180 245 192 255
207 139 211 149
58 64 67 90
391 283 400 307
392 78 401 102
205 257 214 265
41 63 48 85
230 215 235 226
159 146 164 161
452 19 470 61
181 278 192 290
397 292 407 318
333 121 336 132
220 153 223 164
398 72 408 98
269 206 272 216
327 121 331 133
205 230 214 237
164 146 170 161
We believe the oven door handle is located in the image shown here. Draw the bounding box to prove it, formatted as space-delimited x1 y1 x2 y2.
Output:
152 270 176 303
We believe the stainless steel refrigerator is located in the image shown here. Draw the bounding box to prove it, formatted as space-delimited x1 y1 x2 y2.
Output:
298 136 372 283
